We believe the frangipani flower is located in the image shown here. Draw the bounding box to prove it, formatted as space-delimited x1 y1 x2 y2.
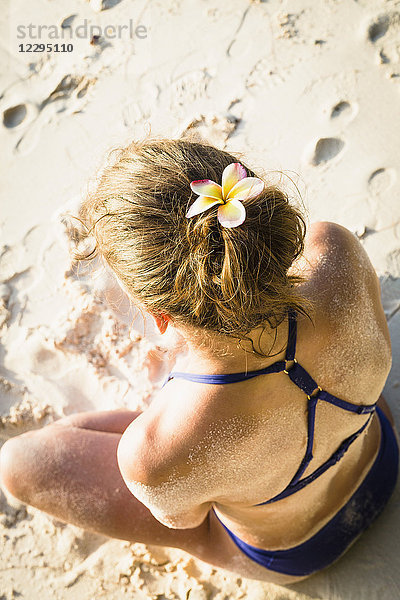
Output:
186 163 265 228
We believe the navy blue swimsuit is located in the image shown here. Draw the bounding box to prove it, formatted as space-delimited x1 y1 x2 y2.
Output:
164 309 399 576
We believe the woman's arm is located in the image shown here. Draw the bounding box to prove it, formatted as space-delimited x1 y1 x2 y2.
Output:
117 434 213 528
116 412 214 529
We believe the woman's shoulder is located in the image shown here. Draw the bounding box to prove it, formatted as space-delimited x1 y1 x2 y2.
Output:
117 384 257 527
292 221 377 283
292 221 391 398
292 221 385 321
118 383 231 477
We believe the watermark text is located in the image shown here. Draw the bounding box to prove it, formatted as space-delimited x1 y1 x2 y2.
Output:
17 19 147 41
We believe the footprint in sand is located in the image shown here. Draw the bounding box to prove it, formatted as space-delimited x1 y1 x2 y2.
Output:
3 104 27 128
12 75 95 156
366 11 400 77
308 137 345 166
368 168 396 195
60 14 77 30
306 101 355 167
330 100 358 125
367 15 390 43
2 101 39 154
180 113 241 147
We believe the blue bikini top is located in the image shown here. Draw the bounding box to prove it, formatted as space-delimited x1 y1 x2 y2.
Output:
163 309 377 505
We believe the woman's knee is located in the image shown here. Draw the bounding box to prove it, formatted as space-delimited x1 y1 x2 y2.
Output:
0 435 28 500
0 428 53 501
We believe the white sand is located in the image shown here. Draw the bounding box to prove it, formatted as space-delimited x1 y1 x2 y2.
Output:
1 0 400 597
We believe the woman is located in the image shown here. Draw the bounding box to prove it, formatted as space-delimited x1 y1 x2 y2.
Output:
0 138 397 584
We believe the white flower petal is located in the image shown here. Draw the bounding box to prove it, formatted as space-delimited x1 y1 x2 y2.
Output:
217 199 246 228
222 163 247 199
227 177 264 201
186 195 223 218
190 180 223 200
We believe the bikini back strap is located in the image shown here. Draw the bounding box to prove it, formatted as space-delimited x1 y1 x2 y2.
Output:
318 390 376 414
164 307 295 387
164 360 286 386
287 396 318 486
283 313 376 414
253 411 374 506
285 308 297 361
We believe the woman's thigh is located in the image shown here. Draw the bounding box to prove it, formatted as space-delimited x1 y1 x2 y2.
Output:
0 419 303 584
0 423 210 550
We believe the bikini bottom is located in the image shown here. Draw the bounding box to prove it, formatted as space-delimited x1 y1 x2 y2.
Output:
213 406 399 577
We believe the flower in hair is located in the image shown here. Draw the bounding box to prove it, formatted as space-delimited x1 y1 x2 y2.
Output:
186 163 264 228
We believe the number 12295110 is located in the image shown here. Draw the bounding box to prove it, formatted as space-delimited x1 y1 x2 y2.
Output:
18 43 73 52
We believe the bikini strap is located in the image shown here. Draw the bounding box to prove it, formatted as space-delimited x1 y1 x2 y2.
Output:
287 396 318 486
253 411 374 506
283 313 376 414
285 308 297 362
164 308 295 386
163 360 286 386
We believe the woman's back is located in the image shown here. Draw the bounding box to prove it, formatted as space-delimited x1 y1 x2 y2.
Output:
128 221 391 549
2 138 397 584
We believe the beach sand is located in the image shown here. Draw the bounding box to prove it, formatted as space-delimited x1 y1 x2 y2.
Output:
1 0 400 597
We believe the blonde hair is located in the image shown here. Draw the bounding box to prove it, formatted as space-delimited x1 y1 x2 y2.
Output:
77 137 313 356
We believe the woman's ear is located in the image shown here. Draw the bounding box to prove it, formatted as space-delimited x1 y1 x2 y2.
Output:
153 313 171 334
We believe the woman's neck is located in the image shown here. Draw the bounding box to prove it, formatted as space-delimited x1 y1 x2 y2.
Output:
170 315 290 375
